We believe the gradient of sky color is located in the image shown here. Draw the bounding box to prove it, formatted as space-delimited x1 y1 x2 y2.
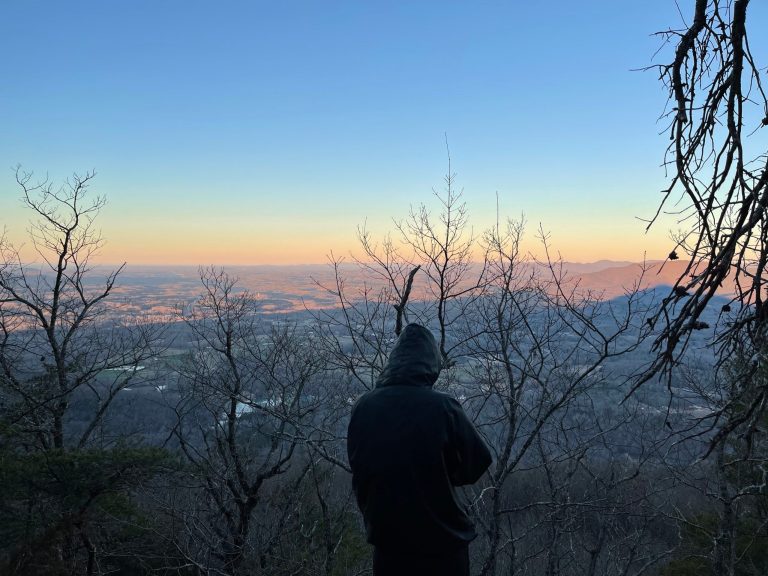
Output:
2 1 765 265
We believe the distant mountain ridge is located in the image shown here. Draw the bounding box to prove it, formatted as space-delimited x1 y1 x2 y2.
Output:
555 260 637 274
558 260 734 299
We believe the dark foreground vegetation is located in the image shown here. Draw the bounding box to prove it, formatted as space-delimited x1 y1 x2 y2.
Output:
2 2 767 574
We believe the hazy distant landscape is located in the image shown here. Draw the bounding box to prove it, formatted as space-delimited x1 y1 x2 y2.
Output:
104 259 725 319
74 259 731 456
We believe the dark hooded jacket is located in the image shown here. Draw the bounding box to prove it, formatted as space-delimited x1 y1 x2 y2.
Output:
347 324 492 553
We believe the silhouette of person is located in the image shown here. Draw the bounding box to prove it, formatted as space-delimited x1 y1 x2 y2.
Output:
347 323 492 576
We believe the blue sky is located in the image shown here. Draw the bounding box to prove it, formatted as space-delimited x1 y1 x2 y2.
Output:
2 1 762 264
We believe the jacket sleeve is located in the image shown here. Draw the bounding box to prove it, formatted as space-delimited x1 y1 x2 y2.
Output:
445 397 493 486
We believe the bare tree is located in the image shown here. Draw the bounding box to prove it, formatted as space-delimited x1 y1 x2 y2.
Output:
393 151 488 363
310 164 481 401
0 168 160 449
169 267 353 575
630 3 768 572
0 168 166 575
642 0 767 429
456 220 670 576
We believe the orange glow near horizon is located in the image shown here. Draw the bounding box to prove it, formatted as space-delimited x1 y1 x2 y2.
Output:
2 195 675 266
99 233 349 266
4 224 673 267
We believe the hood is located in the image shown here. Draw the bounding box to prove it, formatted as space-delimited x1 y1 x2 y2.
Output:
376 324 442 388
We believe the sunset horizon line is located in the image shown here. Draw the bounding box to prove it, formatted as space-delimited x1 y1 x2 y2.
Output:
80 257 667 268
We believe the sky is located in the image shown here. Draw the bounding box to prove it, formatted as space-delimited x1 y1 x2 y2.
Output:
1 1 764 265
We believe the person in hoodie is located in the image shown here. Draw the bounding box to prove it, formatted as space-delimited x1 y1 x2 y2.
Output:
347 323 492 576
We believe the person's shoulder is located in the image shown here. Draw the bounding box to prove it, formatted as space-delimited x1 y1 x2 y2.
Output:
429 390 465 410
350 386 400 411
352 386 456 407
350 388 378 410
